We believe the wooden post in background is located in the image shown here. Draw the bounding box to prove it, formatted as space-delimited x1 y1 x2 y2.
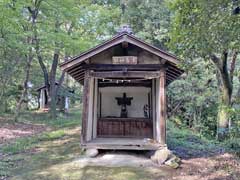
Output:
81 70 90 143
39 89 45 109
159 68 166 144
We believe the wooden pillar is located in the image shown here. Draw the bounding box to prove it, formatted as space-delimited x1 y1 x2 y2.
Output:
86 76 94 141
81 70 90 143
93 78 98 138
159 68 166 144
158 68 166 144
152 79 156 139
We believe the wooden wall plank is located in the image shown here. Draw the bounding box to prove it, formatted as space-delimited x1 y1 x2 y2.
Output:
97 118 153 138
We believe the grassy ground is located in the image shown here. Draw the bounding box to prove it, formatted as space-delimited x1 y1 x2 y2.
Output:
0 108 239 180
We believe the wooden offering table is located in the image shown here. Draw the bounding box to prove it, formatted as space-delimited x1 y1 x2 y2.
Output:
97 118 153 138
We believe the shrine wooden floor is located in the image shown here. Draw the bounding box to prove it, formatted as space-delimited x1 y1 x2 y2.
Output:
82 138 165 150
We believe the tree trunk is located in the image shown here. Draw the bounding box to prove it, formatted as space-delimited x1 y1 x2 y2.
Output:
34 29 50 99
210 51 233 139
217 85 232 139
231 51 239 105
35 44 49 91
49 50 59 119
235 75 240 104
29 2 50 106
52 23 72 115
49 20 61 119
14 50 33 121
14 5 40 121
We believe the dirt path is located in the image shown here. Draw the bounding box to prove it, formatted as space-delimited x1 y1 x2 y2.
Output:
69 149 240 180
0 120 46 144
172 153 240 180
167 135 240 180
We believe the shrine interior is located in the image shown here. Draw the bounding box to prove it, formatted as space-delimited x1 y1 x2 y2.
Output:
97 79 153 138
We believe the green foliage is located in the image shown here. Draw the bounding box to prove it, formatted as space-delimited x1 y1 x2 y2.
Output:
0 0 121 113
124 0 170 49
0 0 28 112
167 0 240 139
167 121 223 158
168 0 240 57
0 0 239 151
168 60 219 138
227 107 240 155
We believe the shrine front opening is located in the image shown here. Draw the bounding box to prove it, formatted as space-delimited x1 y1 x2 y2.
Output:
97 79 153 138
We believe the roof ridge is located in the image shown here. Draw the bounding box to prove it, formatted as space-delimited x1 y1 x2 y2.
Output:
60 33 181 71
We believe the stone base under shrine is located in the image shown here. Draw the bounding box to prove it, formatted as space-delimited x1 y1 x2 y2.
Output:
82 137 165 150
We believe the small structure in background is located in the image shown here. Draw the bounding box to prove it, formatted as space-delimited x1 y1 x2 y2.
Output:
36 82 75 112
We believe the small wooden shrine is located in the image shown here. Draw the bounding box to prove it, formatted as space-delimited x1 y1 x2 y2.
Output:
36 82 74 112
60 26 183 150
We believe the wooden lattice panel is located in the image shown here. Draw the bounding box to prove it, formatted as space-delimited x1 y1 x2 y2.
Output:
97 118 153 138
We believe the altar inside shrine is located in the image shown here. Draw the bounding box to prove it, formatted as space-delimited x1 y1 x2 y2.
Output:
97 84 153 138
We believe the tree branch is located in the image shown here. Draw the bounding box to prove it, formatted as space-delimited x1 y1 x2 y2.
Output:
210 54 221 69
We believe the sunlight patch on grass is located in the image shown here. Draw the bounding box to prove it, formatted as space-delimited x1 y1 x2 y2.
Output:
39 130 65 141
10 163 166 180
2 129 66 155
79 166 165 180
18 106 82 129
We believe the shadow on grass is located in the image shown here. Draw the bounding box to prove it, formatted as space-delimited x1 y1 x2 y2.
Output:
7 133 169 180
167 122 225 159
6 127 84 180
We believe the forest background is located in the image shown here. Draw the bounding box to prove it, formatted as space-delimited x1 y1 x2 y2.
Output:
0 0 239 150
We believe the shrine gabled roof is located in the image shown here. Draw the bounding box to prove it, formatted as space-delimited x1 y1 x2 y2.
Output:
59 32 184 85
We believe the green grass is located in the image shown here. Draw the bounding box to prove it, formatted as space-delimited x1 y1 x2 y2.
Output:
0 108 238 180
8 166 167 180
2 129 66 154
17 106 82 128
1 107 170 180
0 107 83 179
0 109 81 155
167 121 221 157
